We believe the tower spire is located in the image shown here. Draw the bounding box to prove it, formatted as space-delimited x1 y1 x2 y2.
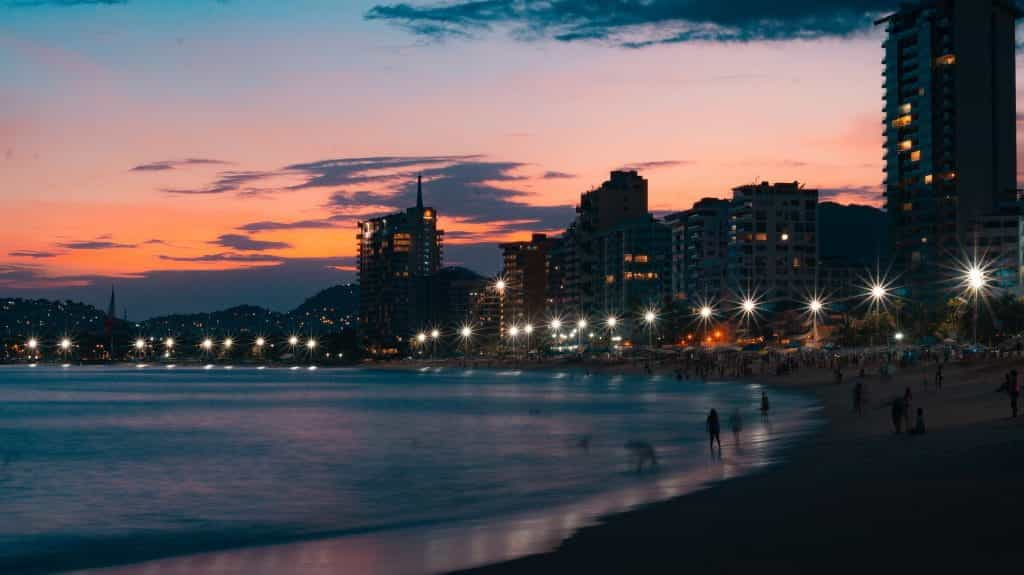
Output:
416 173 423 211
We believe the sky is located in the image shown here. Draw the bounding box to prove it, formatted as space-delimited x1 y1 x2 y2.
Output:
1 0 1020 318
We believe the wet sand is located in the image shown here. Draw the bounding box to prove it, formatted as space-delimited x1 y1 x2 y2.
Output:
453 355 1024 572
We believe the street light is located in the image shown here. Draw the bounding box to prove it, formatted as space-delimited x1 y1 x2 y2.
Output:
508 325 520 362
27 338 38 350
306 338 317 350
807 296 826 344
201 338 213 351
459 325 473 363
255 337 266 348
223 337 233 350
430 329 440 358
894 331 905 343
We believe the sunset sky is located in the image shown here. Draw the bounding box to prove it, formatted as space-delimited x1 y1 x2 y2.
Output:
2 0 1021 317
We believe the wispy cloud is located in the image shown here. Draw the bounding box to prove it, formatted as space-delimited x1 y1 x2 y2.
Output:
130 158 230 172
236 219 339 232
365 0 896 47
819 184 883 206
57 240 136 250
209 234 291 252
9 250 63 259
158 252 284 263
618 160 691 172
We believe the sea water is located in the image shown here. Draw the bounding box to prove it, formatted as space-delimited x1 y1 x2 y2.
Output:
0 366 821 574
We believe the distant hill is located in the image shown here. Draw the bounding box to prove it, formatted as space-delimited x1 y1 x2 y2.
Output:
0 284 360 340
818 202 889 267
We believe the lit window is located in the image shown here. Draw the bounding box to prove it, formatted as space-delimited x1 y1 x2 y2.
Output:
892 115 912 128
924 174 933 184
910 150 921 162
623 254 633 262
935 54 956 66
903 202 913 211
634 254 649 263
605 275 616 284
899 140 913 151
899 103 912 114
755 232 768 241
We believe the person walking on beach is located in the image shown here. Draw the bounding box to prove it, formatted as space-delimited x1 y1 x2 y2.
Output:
760 391 770 421
729 408 743 445
909 407 926 435
1010 373 1020 418
891 397 906 434
903 387 913 429
706 408 722 455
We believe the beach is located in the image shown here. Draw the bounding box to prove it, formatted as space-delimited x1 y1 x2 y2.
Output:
458 355 1024 572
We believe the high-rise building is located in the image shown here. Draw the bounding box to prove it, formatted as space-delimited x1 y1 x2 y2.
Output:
357 176 443 355
666 198 731 302
878 0 1020 303
598 216 672 323
727 182 819 306
565 171 650 315
500 233 557 324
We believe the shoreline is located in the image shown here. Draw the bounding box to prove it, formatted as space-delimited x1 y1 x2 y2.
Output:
451 354 1024 572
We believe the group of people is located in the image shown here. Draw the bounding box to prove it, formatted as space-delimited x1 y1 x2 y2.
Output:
705 391 770 455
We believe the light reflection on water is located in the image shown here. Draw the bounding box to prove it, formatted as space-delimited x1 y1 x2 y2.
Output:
0 366 821 575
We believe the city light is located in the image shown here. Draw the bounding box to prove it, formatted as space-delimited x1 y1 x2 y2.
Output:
494 279 507 293
860 268 899 315
742 299 756 314
809 298 824 314
699 306 712 320
135 339 146 350
60 338 71 350
164 338 175 349
523 324 533 335
416 332 427 344
27 338 38 350
549 318 562 331
577 318 588 329
201 338 213 351
460 325 472 338
606 315 618 329
508 326 520 337
288 335 299 346
255 337 266 347
223 338 233 349
894 331 905 342
430 329 440 339
306 338 317 350
644 310 657 324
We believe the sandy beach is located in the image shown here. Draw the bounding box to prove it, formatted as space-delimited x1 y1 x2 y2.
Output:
442 354 1024 572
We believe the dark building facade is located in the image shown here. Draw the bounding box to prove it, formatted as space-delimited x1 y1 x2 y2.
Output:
500 233 557 325
565 171 651 316
667 198 731 302
357 176 443 355
878 0 1020 303
727 182 819 306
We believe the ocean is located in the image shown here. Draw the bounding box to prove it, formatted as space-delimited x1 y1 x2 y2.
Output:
0 365 821 574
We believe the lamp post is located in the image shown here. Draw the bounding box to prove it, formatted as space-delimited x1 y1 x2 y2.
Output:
416 332 427 358
430 329 440 359
523 324 533 360
965 264 987 346
135 338 146 362
164 337 175 359
807 297 825 344
644 309 657 363
576 318 587 355
460 325 473 366
508 325 520 364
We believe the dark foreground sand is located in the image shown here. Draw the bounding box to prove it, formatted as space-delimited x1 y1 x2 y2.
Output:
453 356 1024 573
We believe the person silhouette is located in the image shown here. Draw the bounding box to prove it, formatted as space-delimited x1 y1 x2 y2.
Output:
706 408 722 455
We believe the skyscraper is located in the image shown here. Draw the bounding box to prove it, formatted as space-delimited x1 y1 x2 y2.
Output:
666 198 731 302
727 182 819 306
878 0 1020 302
565 170 651 314
500 233 557 324
357 176 443 355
